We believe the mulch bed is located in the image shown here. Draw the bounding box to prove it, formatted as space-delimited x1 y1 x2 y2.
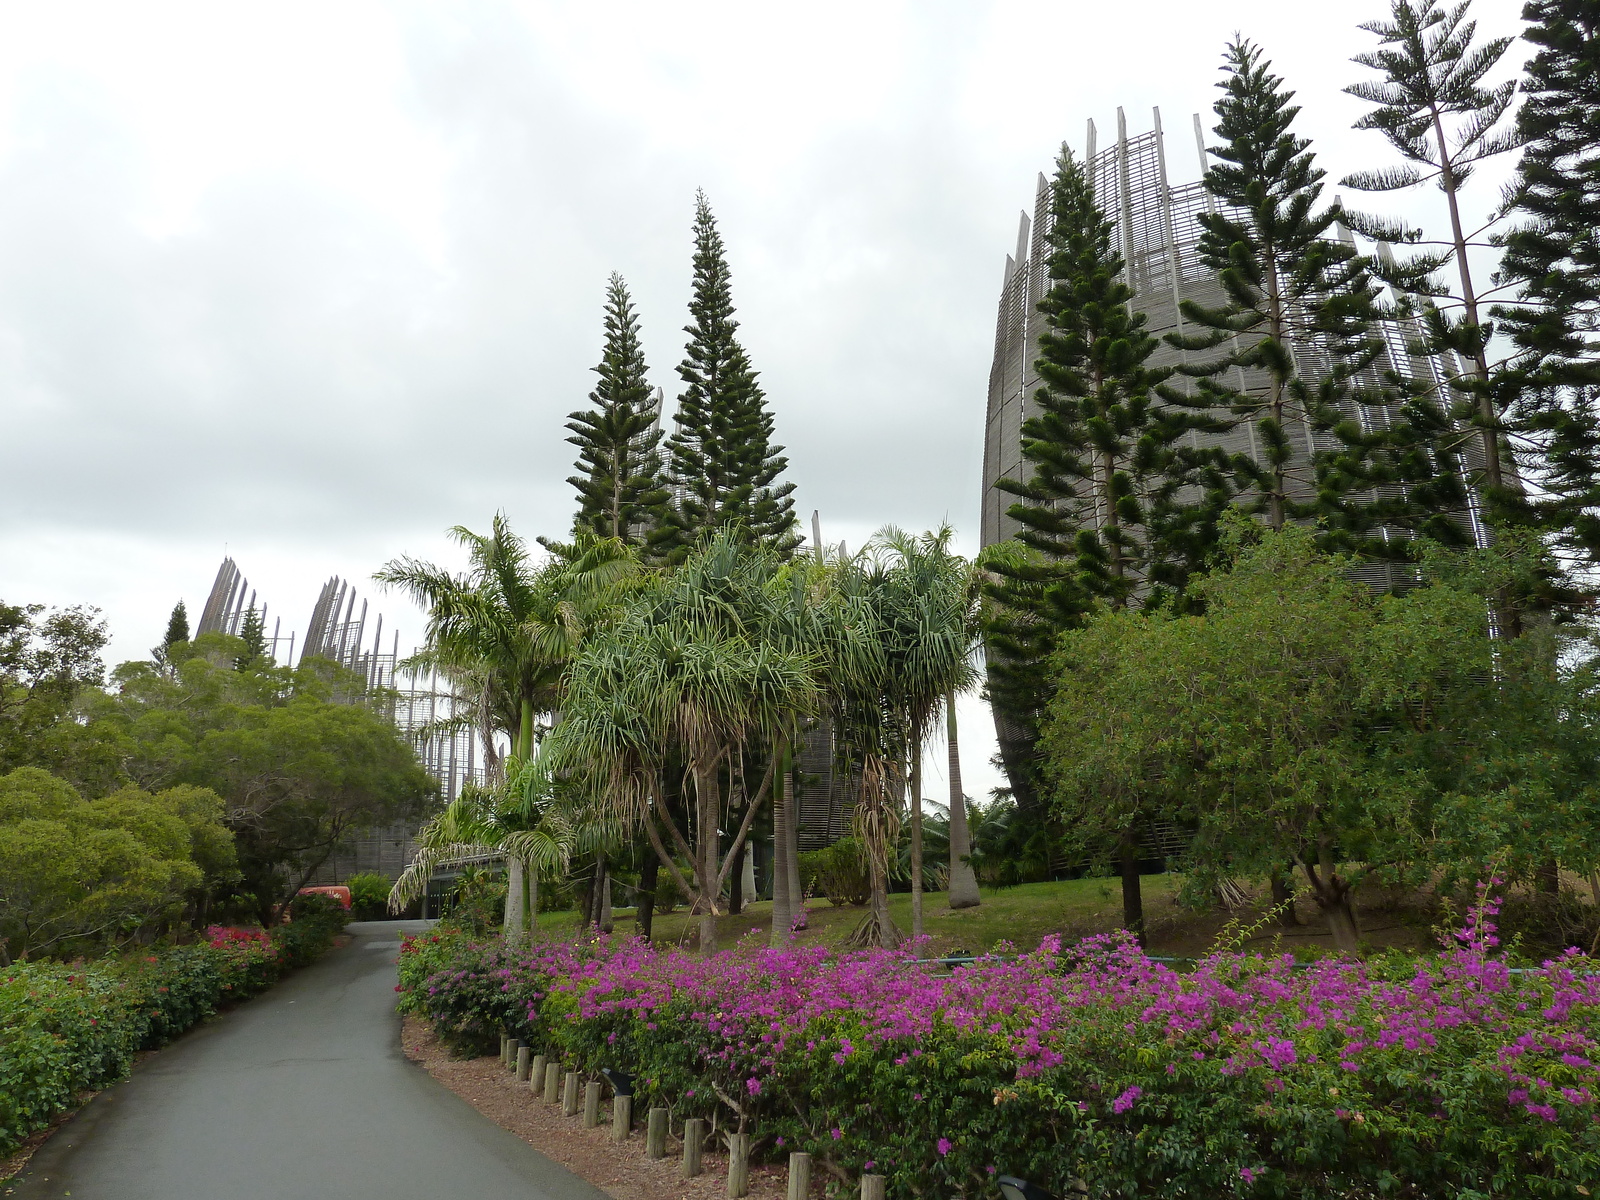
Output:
401 1016 795 1200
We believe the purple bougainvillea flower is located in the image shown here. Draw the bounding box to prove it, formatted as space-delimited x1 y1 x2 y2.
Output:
936 1138 951 1157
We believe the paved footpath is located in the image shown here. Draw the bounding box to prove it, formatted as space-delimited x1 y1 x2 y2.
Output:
8 920 609 1200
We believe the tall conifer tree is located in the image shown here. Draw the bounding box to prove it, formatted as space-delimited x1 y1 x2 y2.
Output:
657 193 799 560
1342 0 1526 521
1495 0 1600 570
1171 39 1385 535
151 600 189 671
563 274 667 547
986 147 1223 941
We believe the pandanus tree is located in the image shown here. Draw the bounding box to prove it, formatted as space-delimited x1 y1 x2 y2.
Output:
544 530 820 950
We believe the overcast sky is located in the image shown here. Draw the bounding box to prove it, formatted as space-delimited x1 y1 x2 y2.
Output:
0 0 1530 800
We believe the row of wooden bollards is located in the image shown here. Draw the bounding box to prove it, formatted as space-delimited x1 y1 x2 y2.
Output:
500 1036 883 1200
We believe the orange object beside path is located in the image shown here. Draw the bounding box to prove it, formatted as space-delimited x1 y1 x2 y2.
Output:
296 885 352 910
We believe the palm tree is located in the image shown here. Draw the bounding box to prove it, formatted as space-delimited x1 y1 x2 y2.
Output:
387 781 568 945
376 516 637 765
867 527 980 937
377 517 637 934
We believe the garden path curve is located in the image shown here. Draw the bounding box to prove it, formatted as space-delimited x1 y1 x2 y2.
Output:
7 920 608 1200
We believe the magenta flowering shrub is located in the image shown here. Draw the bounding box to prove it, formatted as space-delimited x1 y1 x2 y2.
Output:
399 892 1600 1197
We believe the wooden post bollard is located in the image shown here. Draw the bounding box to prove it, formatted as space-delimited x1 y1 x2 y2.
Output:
611 1094 631 1142
646 1106 668 1159
543 1062 561 1103
562 1070 580 1116
728 1132 750 1198
583 1081 602 1128
516 1044 531 1081
530 1054 548 1093
682 1117 704 1177
499 1034 510 1066
861 1175 886 1200
787 1152 812 1200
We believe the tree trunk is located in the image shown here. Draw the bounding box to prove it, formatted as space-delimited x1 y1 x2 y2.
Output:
1270 868 1300 928
769 775 793 944
1536 859 1561 896
910 753 924 938
729 839 746 915
785 759 805 930
1119 830 1145 948
504 855 527 948
637 853 658 942
1301 841 1361 956
945 692 980 909
528 864 539 933
599 859 614 933
695 762 721 951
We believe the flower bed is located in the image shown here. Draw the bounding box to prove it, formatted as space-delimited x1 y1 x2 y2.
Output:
399 893 1600 1198
0 895 347 1157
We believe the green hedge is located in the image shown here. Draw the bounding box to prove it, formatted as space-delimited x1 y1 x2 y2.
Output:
0 895 347 1156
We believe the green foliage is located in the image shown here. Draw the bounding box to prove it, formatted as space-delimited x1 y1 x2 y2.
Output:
564 274 669 546
1171 39 1385 539
996 145 1218 611
799 838 871 907
1040 525 1600 951
273 893 349 967
655 192 799 560
53 642 434 924
0 768 232 962
0 601 107 777
151 601 189 672
344 872 392 920
0 906 346 1157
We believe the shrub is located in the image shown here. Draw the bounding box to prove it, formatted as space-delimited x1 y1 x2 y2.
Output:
399 886 1600 1198
345 872 392 921
799 837 871 907
272 893 348 968
0 908 347 1156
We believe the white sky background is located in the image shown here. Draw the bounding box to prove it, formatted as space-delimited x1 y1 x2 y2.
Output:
0 0 1530 804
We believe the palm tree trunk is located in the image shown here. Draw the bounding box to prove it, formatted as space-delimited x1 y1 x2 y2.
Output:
729 840 746 915
599 859 613 933
695 762 721 951
637 852 657 941
785 763 805 928
504 855 527 948
1119 830 1145 948
528 864 539 932
945 693 980 909
910 752 924 938
769 764 793 944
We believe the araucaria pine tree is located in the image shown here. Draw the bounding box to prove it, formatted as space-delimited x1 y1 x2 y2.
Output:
998 146 1221 610
987 146 1222 943
564 273 667 546
1494 0 1600 571
1172 39 1385 534
151 600 189 670
1342 0 1526 520
658 193 799 560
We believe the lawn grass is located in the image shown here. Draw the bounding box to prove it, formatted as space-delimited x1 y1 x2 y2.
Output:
526 875 1182 955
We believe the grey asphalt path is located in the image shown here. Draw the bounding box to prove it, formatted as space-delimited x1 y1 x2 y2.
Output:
8 920 609 1200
